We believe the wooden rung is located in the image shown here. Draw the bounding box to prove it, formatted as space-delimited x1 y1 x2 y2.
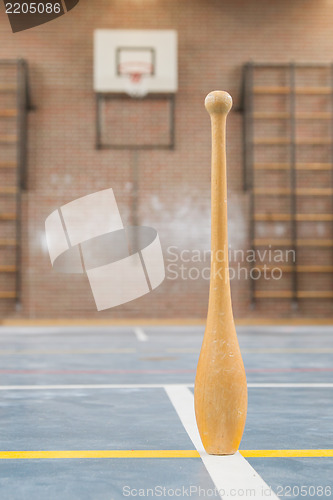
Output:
0 187 17 194
0 266 16 273
256 265 333 273
253 163 332 170
296 87 332 95
253 239 292 246
0 109 17 118
253 138 332 146
296 163 331 170
296 214 333 221
253 112 332 120
297 188 333 195
253 86 290 94
253 239 333 247
297 214 333 221
254 213 333 222
0 85 17 93
254 290 333 299
254 188 333 196
253 86 332 95
254 163 290 170
255 291 293 298
298 291 333 298
254 213 291 221
254 138 290 145
254 188 291 195
0 239 17 246
297 138 332 145
253 112 290 119
0 291 17 299
0 135 17 144
297 112 332 120
0 213 17 221
0 162 16 169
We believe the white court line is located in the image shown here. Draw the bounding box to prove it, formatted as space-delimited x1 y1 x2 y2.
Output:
133 327 148 342
0 383 333 391
165 385 278 499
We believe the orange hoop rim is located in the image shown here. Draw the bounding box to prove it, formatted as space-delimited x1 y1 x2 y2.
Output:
118 61 153 82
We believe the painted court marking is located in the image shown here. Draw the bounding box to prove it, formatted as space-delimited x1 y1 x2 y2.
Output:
0 449 331 460
242 450 333 458
164 385 279 500
133 327 148 342
0 450 200 460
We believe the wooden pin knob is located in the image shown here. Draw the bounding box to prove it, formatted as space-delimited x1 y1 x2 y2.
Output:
205 90 233 115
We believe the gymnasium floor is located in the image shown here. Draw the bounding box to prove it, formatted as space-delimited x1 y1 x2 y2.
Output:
0 325 332 499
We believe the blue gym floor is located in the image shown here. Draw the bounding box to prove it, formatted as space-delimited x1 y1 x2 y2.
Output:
0 325 332 499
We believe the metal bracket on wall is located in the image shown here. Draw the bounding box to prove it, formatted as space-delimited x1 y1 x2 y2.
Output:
95 93 175 150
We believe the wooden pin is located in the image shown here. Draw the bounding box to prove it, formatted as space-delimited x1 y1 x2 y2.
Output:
194 91 248 455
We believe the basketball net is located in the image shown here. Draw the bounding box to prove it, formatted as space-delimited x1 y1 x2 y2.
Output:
119 62 151 99
125 73 148 98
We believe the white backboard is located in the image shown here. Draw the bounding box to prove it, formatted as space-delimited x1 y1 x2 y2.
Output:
94 29 178 94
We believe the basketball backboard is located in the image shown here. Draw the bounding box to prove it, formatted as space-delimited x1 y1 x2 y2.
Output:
94 29 178 95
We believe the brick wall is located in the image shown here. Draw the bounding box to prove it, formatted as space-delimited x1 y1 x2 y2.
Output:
1 0 333 319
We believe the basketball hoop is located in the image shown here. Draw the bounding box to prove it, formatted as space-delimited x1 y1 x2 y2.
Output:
118 61 152 99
